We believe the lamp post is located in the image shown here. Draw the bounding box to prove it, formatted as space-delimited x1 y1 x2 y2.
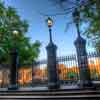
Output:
46 17 59 89
8 30 19 90
47 17 53 43
72 8 80 37
73 8 93 88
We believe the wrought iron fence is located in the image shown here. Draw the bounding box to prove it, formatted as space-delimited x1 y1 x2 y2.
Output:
32 52 100 85
0 64 10 88
32 60 48 86
57 54 79 85
88 52 100 80
0 52 100 88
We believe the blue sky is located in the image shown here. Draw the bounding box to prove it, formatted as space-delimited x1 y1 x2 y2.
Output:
4 0 95 60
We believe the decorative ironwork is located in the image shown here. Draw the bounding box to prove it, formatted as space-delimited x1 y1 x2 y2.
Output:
0 52 100 88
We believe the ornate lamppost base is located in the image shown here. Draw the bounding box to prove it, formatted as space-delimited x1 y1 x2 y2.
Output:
46 43 60 90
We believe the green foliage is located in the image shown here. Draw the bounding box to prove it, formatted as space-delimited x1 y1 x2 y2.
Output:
67 72 78 80
0 1 41 64
79 0 100 52
95 40 100 52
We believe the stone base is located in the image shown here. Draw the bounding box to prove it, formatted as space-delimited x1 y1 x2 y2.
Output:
8 84 18 90
77 80 96 90
48 82 60 90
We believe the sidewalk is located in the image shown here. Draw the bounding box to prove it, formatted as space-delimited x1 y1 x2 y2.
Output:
0 81 99 91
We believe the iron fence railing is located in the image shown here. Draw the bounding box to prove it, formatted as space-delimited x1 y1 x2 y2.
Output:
0 52 100 88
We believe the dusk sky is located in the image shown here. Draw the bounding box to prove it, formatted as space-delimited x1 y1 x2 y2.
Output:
4 0 95 60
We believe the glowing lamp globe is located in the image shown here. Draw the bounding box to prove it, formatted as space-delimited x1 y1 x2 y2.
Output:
13 30 19 36
47 17 53 28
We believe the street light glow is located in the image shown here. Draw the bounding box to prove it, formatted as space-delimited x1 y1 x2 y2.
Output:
13 30 19 36
47 17 53 28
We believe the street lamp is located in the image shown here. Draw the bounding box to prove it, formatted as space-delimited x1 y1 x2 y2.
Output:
46 17 53 43
13 30 19 36
72 8 80 37
73 8 93 88
46 17 59 89
47 17 53 28
8 30 19 90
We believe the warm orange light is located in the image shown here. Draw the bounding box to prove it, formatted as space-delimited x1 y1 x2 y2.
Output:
18 68 32 84
18 58 100 83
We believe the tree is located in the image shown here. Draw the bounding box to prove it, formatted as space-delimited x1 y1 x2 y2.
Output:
0 1 41 64
79 0 100 52
49 0 100 52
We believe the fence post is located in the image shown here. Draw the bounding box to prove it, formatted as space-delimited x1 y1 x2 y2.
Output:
46 42 59 89
8 48 18 90
74 36 93 88
32 61 37 86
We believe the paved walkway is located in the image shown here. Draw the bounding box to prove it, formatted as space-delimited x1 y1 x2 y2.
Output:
0 81 99 91
0 85 79 91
